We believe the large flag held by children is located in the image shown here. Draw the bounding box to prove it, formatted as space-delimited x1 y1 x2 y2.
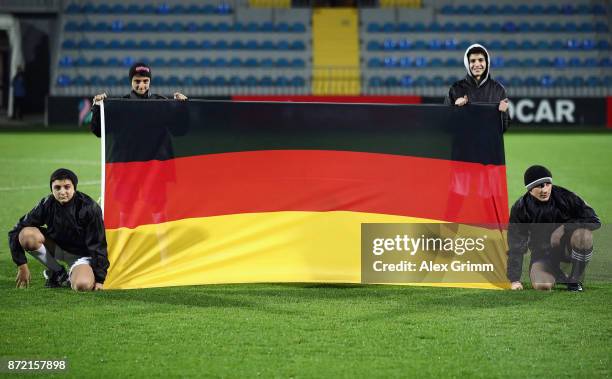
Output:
100 100 509 289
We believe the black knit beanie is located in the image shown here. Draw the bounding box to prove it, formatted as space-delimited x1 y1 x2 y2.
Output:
50 168 78 190
524 165 552 190
129 62 151 80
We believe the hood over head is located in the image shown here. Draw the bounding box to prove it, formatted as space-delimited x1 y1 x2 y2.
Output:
464 43 490 87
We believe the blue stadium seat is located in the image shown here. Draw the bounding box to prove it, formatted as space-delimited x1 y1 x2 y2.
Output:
489 40 503 51
74 57 87 67
383 39 396 50
396 22 410 32
413 40 426 50
551 40 564 50
505 40 519 50
244 76 258 86
567 39 581 49
596 40 610 49
65 3 80 13
509 77 523 86
275 76 290 87
229 40 243 49
122 40 136 49
540 75 553 87
291 22 306 32
553 57 567 68
568 57 581 67
444 39 457 50
213 76 227 86
291 76 306 87
584 57 598 67
57 75 71 86
291 58 306 68
553 76 570 87
201 22 216 32
89 75 103 86
367 23 380 33
367 41 381 51
215 40 229 50
277 40 290 50
199 58 212 67
261 22 274 32
290 41 305 50
399 56 412 67
520 41 535 50
491 57 504 68
398 39 411 50
218 22 231 32
537 58 552 67
430 58 443 67
243 58 257 67
524 76 539 87
445 58 460 67
585 76 601 87
383 57 397 67
185 40 199 50
153 40 167 49
168 58 181 67
109 56 127 67
104 75 119 86
505 58 520 67
277 22 290 32
213 57 228 67
261 58 274 67
261 40 275 50
152 57 166 67
92 40 106 49
401 75 413 87
414 76 428 86
61 39 76 49
90 57 104 66
570 76 585 87
126 4 140 14
260 76 274 86
384 77 399 87
428 39 442 50
368 77 383 87
59 56 73 67
382 22 395 33
414 56 426 67
74 75 87 86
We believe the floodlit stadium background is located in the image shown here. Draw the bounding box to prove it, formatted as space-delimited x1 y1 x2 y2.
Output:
0 0 610 377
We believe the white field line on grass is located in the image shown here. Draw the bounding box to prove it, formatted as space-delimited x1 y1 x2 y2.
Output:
0 158 98 166
0 180 100 192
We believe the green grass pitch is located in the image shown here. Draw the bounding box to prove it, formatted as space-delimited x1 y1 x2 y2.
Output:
0 130 610 378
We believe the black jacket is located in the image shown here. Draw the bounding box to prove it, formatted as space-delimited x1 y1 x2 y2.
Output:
90 90 167 138
444 44 509 132
8 192 110 283
506 185 600 282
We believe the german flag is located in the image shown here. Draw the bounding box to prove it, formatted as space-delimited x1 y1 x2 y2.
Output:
101 100 509 289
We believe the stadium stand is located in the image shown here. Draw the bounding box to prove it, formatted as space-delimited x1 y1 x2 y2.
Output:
53 1 311 96
360 0 610 96
51 0 610 97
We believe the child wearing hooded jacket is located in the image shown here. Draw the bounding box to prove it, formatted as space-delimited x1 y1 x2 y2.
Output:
445 43 509 132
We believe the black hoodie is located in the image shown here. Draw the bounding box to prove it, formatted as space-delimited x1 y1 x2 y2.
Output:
444 43 509 132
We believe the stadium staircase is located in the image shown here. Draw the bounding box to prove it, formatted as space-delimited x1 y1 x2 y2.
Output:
312 8 360 95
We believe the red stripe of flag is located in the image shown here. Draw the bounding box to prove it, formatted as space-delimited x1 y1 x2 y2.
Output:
104 150 507 229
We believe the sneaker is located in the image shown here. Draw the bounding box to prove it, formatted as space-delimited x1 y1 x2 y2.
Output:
567 282 583 292
44 268 70 288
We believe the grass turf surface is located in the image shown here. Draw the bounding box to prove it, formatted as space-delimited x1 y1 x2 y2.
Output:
0 130 610 378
